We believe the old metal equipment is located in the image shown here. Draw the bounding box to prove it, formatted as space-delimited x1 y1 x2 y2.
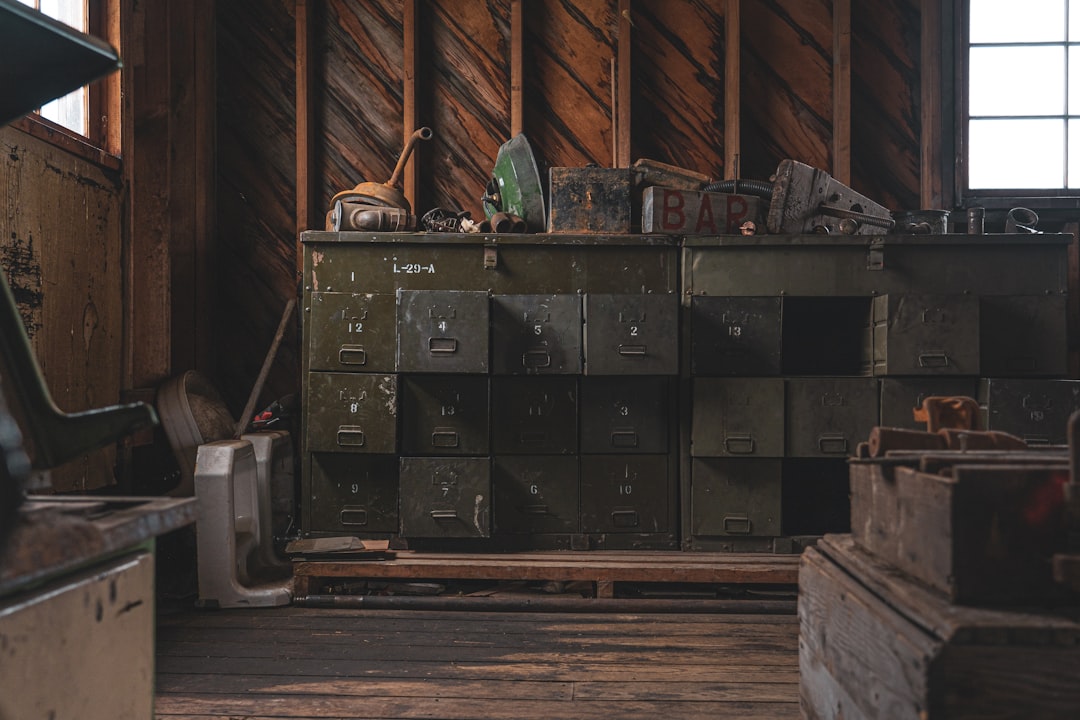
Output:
330 126 433 220
482 134 546 232
767 159 893 234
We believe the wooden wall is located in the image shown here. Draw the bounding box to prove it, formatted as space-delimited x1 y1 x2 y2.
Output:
0 127 123 491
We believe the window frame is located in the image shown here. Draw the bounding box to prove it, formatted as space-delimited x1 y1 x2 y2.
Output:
956 0 1080 208
11 0 121 170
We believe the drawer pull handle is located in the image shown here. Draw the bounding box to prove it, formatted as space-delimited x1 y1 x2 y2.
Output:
429 337 458 354
723 515 752 534
519 431 549 446
611 510 640 528
618 344 647 356
818 434 848 454
524 504 550 516
523 350 551 368
339 507 368 526
611 429 639 448
724 434 755 454
918 353 950 368
430 510 458 520
337 426 366 447
431 429 460 448
339 345 367 365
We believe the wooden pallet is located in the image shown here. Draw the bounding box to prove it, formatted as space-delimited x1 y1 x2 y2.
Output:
292 550 799 599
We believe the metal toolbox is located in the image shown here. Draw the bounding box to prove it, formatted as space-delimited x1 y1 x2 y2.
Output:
491 376 578 455
785 378 878 457
398 457 491 538
305 373 397 454
584 293 678 375
691 377 784 457
306 453 399 534
579 455 669 533
492 455 579 535
690 458 782 537
307 292 397 372
690 296 783 376
580 376 669 454
396 289 490 373
980 295 1068 376
879 377 980 430
872 294 979 375
979 378 1080 445
548 167 633 234
400 375 489 456
491 294 582 374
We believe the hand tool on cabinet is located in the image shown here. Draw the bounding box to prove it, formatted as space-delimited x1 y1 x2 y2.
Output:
767 159 894 235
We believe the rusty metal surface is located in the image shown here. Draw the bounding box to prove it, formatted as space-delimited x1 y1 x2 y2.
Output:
767 159 893 235
548 167 633 234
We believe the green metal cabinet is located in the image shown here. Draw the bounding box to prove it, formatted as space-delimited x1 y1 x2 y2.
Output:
492 455 579 535
398 457 492 538
584 294 679 375
872 294 979 376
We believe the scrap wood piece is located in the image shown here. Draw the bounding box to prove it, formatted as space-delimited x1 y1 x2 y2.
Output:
913 395 982 432
286 536 394 560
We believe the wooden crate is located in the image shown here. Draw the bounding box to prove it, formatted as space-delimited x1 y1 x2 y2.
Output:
799 535 1080 719
850 452 1073 604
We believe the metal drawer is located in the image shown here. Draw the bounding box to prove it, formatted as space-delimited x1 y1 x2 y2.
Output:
398 457 491 538
306 453 399 534
491 376 578 455
492 455 579 535
980 295 1068 376
872 294 979 375
979 378 1080 445
580 376 669 454
400 375 490 456
491 294 582 374
579 455 669 533
691 377 784 457
785 378 878 458
690 296 782 376
307 292 397 372
306 372 397 454
396 289 489 373
690 458 782 537
583 294 678 375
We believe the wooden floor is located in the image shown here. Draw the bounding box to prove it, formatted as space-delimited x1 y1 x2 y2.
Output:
154 605 801 719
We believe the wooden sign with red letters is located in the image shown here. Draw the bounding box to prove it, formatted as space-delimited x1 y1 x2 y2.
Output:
641 187 761 234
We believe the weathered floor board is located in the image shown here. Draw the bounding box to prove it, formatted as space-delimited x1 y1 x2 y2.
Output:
155 607 800 719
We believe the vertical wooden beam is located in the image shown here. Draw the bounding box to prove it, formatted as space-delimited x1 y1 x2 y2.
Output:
89 0 122 155
724 0 740 179
193 0 216 375
404 0 419 211
832 0 851 183
296 0 313 261
511 0 523 136
921 0 944 208
616 0 632 167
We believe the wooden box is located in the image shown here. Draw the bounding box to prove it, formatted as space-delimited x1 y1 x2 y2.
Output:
800 535 1080 719
850 454 1073 604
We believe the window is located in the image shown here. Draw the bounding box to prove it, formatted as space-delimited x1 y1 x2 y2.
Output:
18 0 90 137
966 0 1080 192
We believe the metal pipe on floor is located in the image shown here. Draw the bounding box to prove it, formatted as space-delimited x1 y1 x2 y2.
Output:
295 593 797 615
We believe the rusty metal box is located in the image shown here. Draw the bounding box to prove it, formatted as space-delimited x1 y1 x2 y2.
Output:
398 457 491 538
308 292 397 373
306 453 399 534
491 376 578 454
492 455 579 535
579 455 669 533
400 375 489 456
872 294 979 376
980 295 1068 376
691 378 785 458
979 378 1080 445
583 293 678 375
396 289 489 373
491 294 582 374
690 296 782 376
690 458 782 537
548 167 633 233
305 372 397 454
580 376 669 454
879 377 980 431
786 378 878 458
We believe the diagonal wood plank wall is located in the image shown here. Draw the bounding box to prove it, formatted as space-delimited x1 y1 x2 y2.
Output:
210 0 934 415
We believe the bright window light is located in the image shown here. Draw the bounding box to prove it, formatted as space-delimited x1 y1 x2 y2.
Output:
18 0 89 136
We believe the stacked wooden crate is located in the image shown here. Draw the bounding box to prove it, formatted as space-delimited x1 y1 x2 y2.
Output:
799 442 1080 718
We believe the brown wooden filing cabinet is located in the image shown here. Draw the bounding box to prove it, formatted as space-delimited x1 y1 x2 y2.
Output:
301 232 678 549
